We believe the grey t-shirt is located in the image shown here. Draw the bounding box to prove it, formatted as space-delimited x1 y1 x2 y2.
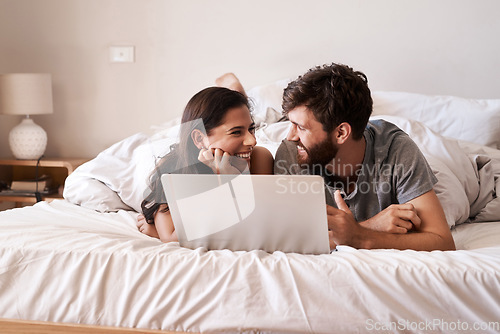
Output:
274 119 437 222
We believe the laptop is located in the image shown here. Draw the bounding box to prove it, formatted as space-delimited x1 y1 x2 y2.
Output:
161 174 330 254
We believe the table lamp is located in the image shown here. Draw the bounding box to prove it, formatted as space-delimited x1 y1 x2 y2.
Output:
0 73 53 160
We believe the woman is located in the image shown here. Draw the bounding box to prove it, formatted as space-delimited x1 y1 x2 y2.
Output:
137 84 274 242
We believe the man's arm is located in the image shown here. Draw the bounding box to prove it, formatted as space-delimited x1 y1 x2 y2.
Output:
359 203 420 233
328 190 456 251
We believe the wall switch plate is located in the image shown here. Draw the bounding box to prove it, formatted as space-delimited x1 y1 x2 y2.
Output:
109 46 135 63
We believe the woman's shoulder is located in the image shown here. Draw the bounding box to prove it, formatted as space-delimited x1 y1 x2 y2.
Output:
250 146 274 174
251 146 274 160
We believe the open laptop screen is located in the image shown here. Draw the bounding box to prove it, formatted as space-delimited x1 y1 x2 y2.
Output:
161 174 330 254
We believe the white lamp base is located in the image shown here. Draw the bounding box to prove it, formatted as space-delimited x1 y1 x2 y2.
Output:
9 117 48 160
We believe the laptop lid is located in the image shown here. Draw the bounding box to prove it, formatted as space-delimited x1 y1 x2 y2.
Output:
161 174 330 254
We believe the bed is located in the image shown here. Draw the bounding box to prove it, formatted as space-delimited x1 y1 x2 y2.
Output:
1 81 500 334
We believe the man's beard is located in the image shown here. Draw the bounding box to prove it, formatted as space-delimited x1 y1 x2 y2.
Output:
297 136 338 168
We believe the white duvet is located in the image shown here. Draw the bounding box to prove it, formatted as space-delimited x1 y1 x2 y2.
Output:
1 199 499 333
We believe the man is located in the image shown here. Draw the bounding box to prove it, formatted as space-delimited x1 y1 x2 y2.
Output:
274 63 455 251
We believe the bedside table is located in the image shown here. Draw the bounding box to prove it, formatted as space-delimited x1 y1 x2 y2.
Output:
0 158 88 207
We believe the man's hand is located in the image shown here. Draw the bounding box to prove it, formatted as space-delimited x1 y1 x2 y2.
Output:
326 190 362 249
360 203 421 233
326 190 419 249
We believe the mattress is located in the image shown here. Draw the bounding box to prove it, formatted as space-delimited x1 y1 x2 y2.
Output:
1 199 499 333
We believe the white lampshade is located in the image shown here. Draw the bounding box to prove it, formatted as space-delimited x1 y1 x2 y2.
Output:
0 73 53 159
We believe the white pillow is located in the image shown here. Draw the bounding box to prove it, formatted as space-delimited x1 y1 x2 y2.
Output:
247 81 500 149
246 78 290 127
372 91 500 149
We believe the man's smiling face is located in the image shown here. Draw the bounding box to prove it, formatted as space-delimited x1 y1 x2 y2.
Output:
286 105 339 167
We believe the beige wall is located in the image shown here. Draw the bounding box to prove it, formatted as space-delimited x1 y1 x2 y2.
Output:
1 0 500 159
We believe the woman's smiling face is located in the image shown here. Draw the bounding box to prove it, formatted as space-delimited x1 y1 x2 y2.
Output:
202 105 257 161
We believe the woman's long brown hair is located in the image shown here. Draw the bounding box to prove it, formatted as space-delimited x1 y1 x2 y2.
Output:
141 87 250 222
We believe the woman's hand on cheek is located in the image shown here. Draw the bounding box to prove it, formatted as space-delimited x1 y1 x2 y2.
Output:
198 148 216 171
198 148 242 174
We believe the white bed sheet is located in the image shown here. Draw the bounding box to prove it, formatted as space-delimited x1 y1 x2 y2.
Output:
1 200 499 333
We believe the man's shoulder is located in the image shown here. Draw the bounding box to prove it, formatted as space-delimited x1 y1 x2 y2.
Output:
365 119 424 168
275 140 297 160
367 119 407 137
366 119 415 149
274 140 299 175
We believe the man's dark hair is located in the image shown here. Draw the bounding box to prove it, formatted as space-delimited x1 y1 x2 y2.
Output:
282 63 373 140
